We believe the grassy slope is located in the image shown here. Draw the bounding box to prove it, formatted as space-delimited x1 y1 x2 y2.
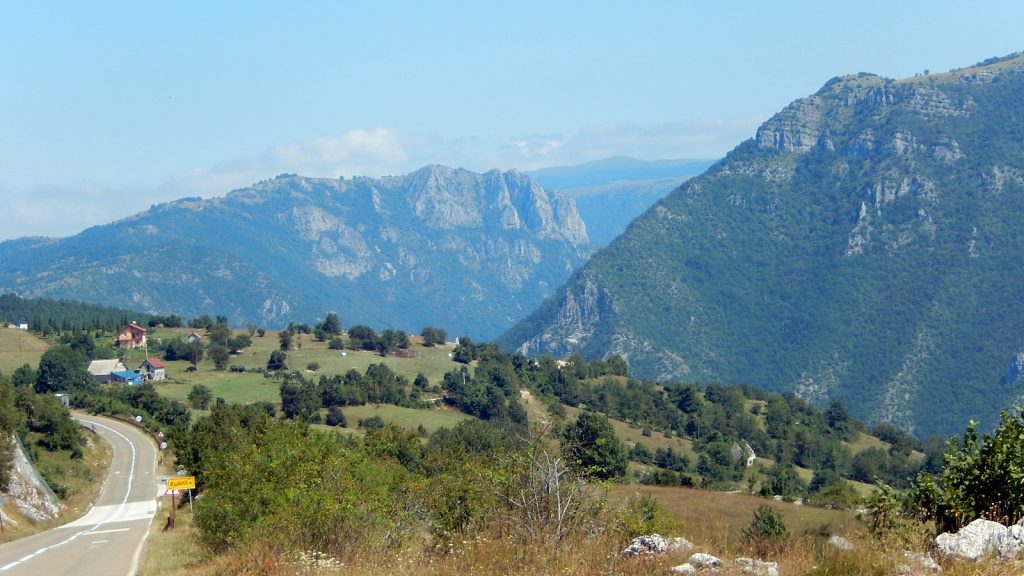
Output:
0 328 49 375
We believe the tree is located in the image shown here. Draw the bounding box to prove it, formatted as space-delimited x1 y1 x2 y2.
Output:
36 346 94 394
278 330 293 351
325 406 347 427
188 384 213 410
315 313 342 341
825 400 854 440
267 350 288 371
420 326 447 347
209 345 230 371
279 379 321 422
561 411 628 480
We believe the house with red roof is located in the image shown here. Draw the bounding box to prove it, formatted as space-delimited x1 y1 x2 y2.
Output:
115 322 147 349
138 357 166 382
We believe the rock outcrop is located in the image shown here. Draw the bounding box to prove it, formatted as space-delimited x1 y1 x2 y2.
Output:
5 436 61 522
934 518 1024 561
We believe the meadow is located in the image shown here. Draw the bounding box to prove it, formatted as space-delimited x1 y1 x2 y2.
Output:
0 327 48 375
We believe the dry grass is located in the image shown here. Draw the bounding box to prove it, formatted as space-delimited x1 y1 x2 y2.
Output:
138 444 208 576
137 479 1024 576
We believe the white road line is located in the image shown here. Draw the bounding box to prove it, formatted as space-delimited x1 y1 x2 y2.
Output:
90 540 108 544
0 419 138 572
84 528 130 535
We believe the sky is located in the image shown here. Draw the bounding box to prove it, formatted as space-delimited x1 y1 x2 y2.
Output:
2 1 1023 240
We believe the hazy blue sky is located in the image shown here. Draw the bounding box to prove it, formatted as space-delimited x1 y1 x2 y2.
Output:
2 1 1022 239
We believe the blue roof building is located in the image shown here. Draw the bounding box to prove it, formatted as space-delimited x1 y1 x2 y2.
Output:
110 370 145 386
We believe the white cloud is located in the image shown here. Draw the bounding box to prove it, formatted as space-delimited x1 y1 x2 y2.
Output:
496 116 766 169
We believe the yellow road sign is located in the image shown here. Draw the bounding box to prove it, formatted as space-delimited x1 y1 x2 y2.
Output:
167 476 195 490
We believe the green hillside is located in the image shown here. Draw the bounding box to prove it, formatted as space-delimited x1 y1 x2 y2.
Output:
503 53 1024 437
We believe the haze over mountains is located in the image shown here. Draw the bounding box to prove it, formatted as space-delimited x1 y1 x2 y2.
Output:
527 156 714 245
502 53 1024 436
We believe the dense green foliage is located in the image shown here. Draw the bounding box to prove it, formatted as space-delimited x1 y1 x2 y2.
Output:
561 412 628 480
175 405 610 554
0 367 84 491
503 56 1024 436
912 409 1024 531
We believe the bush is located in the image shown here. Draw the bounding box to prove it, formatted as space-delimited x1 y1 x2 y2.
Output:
306 362 320 372
325 406 346 427
742 505 789 556
616 493 675 538
359 415 385 431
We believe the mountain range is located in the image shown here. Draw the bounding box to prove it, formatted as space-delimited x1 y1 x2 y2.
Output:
0 166 589 339
501 53 1024 436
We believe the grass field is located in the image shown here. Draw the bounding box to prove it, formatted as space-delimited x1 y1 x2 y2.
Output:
150 329 464 407
0 327 49 375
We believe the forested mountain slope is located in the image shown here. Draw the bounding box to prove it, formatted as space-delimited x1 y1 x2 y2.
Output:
502 53 1024 436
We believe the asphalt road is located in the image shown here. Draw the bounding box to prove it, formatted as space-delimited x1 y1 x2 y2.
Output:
0 413 160 576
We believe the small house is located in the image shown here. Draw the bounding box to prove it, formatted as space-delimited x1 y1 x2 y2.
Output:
88 358 128 383
110 370 145 386
138 357 166 382
115 322 148 349
186 331 202 344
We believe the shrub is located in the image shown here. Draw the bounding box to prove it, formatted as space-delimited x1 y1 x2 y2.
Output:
742 505 789 556
359 415 385 431
325 406 346 427
616 492 675 539
912 410 1024 531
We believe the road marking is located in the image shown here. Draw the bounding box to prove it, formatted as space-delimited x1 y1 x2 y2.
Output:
0 419 141 572
84 528 130 535
90 540 108 544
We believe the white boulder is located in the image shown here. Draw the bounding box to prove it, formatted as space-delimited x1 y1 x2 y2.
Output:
621 534 668 557
933 518 1024 561
687 552 722 568
735 556 780 576
827 535 854 550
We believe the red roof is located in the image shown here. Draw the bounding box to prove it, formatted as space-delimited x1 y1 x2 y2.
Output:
126 322 148 333
144 357 165 369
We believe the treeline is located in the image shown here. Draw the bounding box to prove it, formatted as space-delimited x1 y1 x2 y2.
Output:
446 341 941 496
0 293 151 334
